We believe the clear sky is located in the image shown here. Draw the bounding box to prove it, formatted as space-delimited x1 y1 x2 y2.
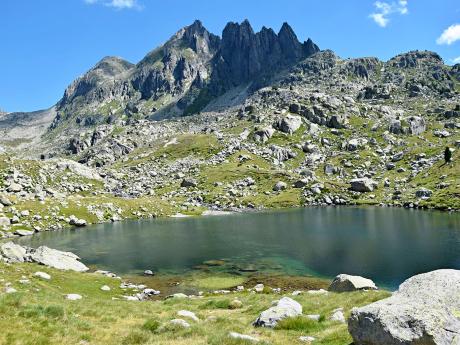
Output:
1 0 460 112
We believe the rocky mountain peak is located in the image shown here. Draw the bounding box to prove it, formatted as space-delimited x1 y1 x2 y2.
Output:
278 22 304 61
175 20 220 56
217 20 320 87
92 56 134 77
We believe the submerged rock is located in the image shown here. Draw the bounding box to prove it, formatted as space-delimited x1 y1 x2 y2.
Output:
348 269 460 345
253 297 302 327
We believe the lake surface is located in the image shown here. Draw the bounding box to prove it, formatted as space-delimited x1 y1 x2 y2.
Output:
17 207 460 289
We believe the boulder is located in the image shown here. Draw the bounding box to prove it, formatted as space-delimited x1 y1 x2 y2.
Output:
275 115 302 134
0 196 13 206
253 127 274 143
329 274 377 292
31 246 89 272
350 178 378 192
0 242 27 263
7 182 23 193
181 178 197 188
273 181 287 191
327 114 348 129
253 297 302 327
407 116 426 135
389 119 404 134
415 188 433 198
0 216 11 228
347 139 359 151
14 229 35 237
329 308 346 323
348 269 460 345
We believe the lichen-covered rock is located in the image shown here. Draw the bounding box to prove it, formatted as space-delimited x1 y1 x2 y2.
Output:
329 274 377 292
275 115 302 134
348 269 460 345
31 246 89 272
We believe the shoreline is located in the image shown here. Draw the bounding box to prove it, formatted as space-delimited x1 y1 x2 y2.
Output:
2 201 458 243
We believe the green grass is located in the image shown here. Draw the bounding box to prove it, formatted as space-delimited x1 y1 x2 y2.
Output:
0 261 391 345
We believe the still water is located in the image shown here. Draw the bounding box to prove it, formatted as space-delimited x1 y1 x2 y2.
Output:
18 207 460 289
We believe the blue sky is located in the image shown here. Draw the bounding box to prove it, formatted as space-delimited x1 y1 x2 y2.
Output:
1 0 460 112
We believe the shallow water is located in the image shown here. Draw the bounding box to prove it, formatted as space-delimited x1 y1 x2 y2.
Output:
18 207 460 289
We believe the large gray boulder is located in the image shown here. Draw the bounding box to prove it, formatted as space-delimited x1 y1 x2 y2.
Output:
329 274 377 292
407 116 426 135
348 269 460 345
350 178 378 192
275 115 302 134
253 297 302 327
253 127 275 143
0 242 27 263
31 246 89 272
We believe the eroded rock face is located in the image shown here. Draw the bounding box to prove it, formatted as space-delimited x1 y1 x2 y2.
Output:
348 269 460 345
253 297 302 328
329 274 377 292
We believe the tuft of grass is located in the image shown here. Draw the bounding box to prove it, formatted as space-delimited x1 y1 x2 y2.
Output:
275 316 326 332
122 330 150 345
200 299 231 310
142 318 161 333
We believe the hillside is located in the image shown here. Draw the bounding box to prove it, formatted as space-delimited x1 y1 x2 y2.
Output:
0 20 458 242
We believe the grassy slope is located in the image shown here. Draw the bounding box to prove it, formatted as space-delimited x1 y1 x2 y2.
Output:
0 262 390 345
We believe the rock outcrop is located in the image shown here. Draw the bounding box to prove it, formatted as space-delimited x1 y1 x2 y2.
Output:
0 242 89 272
348 269 460 345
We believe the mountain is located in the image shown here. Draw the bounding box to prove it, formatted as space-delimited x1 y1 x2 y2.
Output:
47 20 319 132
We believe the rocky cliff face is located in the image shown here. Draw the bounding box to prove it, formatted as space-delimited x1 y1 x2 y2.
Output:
215 20 319 88
50 20 319 131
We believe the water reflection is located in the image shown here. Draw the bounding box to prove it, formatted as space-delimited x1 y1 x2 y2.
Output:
18 207 460 289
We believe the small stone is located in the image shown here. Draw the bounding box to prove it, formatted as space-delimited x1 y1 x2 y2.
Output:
254 284 264 292
229 299 243 309
299 336 316 343
177 310 199 322
100 285 111 291
34 272 51 280
66 294 82 300
273 181 287 191
5 287 17 294
169 319 190 328
329 308 346 323
229 332 259 343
